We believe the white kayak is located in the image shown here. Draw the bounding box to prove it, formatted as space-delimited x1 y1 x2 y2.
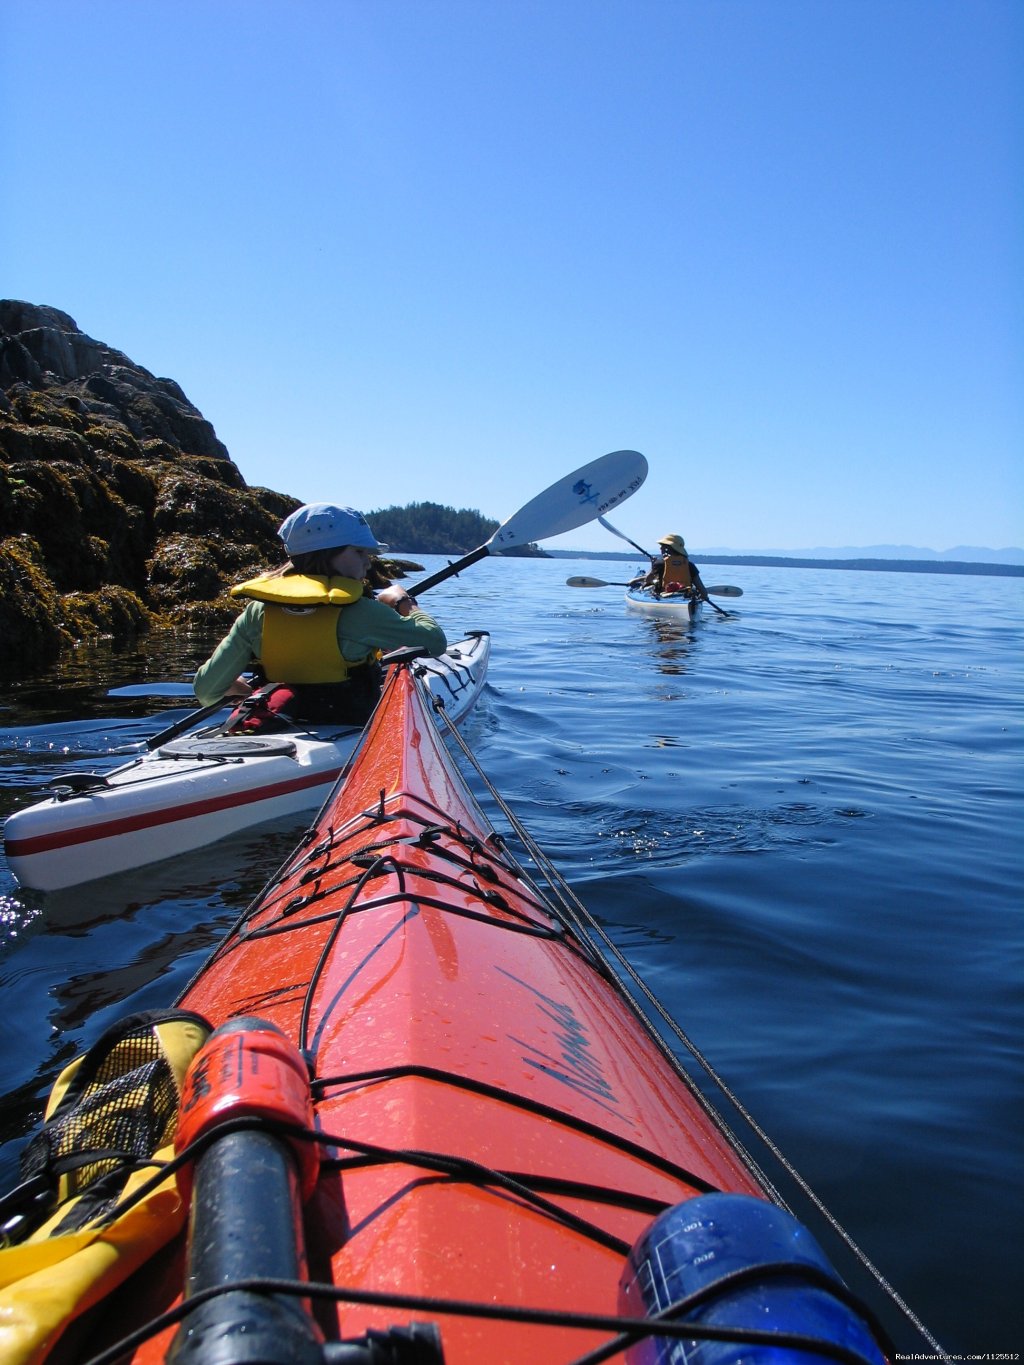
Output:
4 632 490 892
624 585 702 618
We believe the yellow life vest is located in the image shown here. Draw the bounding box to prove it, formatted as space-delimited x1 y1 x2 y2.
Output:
230 574 376 685
660 554 694 595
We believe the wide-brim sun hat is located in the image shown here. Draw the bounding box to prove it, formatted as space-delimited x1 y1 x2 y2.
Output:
658 533 686 553
278 503 388 555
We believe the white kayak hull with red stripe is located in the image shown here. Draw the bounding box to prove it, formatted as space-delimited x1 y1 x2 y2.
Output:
3 633 490 892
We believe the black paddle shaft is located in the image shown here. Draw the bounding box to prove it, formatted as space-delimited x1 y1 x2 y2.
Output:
406 544 490 597
168 1127 323 1365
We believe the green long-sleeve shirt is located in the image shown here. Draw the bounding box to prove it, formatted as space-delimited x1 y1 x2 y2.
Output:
193 597 447 705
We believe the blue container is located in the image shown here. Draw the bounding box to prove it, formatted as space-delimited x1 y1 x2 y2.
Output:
618 1193 886 1365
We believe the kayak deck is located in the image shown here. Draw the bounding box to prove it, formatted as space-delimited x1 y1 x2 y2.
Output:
3 633 490 892
84 657 761 1363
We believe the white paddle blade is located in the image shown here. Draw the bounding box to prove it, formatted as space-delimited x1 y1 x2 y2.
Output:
705 585 744 597
488 450 647 550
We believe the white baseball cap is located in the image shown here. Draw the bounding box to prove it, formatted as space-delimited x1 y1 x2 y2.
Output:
278 503 387 555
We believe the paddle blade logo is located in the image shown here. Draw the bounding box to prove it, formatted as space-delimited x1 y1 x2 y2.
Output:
594 465 647 516
572 479 599 507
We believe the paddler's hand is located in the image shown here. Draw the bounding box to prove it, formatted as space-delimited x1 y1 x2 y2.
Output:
377 585 415 617
225 677 253 698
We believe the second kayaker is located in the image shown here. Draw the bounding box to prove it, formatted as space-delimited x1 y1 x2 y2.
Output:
193 502 447 729
629 533 711 601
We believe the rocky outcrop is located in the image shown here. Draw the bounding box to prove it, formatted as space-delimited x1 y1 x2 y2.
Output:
0 301 300 670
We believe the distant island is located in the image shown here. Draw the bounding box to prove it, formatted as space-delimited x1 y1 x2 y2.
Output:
547 549 1023 579
366 501 543 557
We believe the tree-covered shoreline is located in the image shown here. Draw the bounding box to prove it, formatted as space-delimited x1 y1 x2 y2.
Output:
368 501 545 557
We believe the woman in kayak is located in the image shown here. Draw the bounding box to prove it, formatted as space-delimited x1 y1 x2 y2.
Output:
630 533 711 601
193 502 447 729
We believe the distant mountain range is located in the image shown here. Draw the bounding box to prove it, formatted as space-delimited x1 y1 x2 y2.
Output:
547 545 1024 577
552 544 1024 567
693 544 1024 565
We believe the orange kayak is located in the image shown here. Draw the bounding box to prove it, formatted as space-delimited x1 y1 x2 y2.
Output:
0 650 893 1365
171 659 764 1364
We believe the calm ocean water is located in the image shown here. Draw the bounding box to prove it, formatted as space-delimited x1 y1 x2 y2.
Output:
1 555 1021 1356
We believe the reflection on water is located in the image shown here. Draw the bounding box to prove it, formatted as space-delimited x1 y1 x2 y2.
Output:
0 629 213 726
647 616 697 673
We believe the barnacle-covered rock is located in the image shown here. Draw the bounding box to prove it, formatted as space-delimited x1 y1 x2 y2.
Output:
0 301 298 670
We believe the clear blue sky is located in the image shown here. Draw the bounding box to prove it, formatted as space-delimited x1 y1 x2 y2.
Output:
2 0 1020 552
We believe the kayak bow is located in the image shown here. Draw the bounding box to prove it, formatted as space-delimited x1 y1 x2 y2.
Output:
169 656 763 1362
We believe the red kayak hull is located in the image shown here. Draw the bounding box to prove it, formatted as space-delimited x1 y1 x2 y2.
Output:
150 664 762 1361
80 660 764 1364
